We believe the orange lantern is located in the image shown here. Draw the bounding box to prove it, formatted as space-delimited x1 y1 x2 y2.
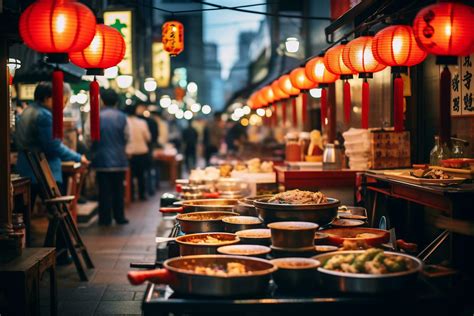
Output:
257 89 268 108
343 36 386 129
372 25 427 132
162 21 184 56
278 75 300 96
324 43 356 124
271 80 289 101
262 85 275 104
289 67 317 90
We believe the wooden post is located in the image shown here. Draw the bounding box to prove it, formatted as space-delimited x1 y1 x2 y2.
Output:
0 38 12 238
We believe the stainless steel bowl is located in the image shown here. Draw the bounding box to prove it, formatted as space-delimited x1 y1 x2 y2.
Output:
313 250 423 294
271 257 320 292
223 216 263 233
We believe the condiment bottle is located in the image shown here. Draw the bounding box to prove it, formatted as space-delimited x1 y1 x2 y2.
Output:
285 132 301 162
299 132 310 161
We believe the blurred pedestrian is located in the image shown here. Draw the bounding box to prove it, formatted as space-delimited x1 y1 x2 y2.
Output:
183 119 198 171
86 89 129 225
125 105 151 201
203 112 224 165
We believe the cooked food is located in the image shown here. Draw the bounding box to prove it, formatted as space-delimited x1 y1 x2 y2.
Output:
267 189 328 205
341 239 370 250
322 248 416 274
273 260 317 269
223 216 261 224
410 168 452 179
182 214 232 221
219 164 233 177
186 235 235 244
236 229 271 238
218 245 270 255
356 233 378 238
193 262 248 276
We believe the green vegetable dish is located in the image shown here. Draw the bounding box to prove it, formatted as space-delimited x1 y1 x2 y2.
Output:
322 248 416 274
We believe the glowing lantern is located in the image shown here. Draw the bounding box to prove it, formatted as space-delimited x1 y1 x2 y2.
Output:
343 36 387 129
324 43 356 124
19 0 96 139
257 90 268 108
271 80 289 101
70 24 126 141
162 21 184 56
372 25 427 132
289 67 317 90
305 56 338 129
278 75 300 96
262 85 275 104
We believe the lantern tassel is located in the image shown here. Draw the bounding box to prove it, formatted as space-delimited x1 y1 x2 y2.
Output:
301 93 308 129
52 69 64 139
440 66 451 144
292 97 297 126
273 104 278 126
394 75 404 132
282 101 287 125
321 87 328 130
90 77 100 141
362 79 370 129
343 80 351 124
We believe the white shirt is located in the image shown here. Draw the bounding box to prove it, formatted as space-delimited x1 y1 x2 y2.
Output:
126 116 151 155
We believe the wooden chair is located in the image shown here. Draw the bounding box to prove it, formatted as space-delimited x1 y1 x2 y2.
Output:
25 151 94 281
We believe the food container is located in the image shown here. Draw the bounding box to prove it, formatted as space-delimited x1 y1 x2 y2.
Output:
217 244 271 258
270 245 317 258
299 132 311 161
314 250 422 293
176 211 239 234
337 206 368 220
268 221 319 249
236 229 271 246
322 228 390 247
222 216 263 233
314 245 338 254
330 218 365 227
314 232 329 245
176 233 240 256
254 197 340 225
271 257 320 292
160 198 239 214
235 195 274 216
285 133 301 162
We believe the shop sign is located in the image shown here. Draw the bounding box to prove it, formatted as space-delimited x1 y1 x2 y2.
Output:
18 83 36 100
152 42 170 88
104 10 133 75
451 53 474 117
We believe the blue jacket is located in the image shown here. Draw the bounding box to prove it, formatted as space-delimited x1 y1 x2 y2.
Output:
15 102 81 184
90 107 129 170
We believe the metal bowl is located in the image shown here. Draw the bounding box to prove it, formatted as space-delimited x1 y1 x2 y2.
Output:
267 221 319 249
236 229 271 246
176 233 240 256
314 250 422 294
217 244 271 258
176 211 239 234
271 257 320 292
254 197 340 225
235 195 274 216
222 216 263 233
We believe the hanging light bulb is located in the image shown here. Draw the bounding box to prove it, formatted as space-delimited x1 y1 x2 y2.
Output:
144 77 157 92
202 104 212 114
116 75 133 89
285 37 300 53
160 95 172 108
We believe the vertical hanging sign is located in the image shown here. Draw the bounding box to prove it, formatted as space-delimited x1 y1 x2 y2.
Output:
104 10 133 75
152 42 171 88
451 53 474 117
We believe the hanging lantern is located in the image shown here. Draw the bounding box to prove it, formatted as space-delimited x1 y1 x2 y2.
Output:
289 67 317 91
262 85 275 104
324 43 356 124
257 89 268 108
278 74 300 96
343 36 387 129
19 0 96 139
271 80 289 101
248 92 257 109
162 21 184 56
373 25 427 132
70 24 126 141
413 2 474 144
305 56 338 130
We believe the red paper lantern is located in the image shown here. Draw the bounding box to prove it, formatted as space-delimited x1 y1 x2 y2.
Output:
278 75 300 96
289 67 317 90
305 57 339 84
271 80 289 101
324 43 355 125
413 2 474 57
262 85 275 104
162 21 184 56
343 36 387 76
70 24 126 74
19 0 96 54
257 90 268 108
372 25 427 132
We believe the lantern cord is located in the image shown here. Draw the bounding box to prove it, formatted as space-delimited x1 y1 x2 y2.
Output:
439 66 451 145
292 97 298 127
362 79 370 129
393 75 404 132
90 77 101 141
301 93 308 130
343 80 351 125
321 87 328 130
52 68 64 139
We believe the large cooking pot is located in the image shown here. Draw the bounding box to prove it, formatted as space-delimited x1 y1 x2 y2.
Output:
254 197 340 225
176 232 240 256
176 211 239 234
127 255 277 297
160 199 239 214
314 250 422 293
321 227 390 247
235 195 274 216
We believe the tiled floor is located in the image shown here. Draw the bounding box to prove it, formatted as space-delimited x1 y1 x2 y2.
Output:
34 187 173 316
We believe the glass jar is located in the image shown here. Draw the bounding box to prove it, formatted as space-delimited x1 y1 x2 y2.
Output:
429 136 452 166
12 213 26 249
298 132 310 161
285 133 301 162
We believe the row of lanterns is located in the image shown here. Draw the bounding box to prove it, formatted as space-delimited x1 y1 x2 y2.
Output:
248 2 474 138
18 0 185 141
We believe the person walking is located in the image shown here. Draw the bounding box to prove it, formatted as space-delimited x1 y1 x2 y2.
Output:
203 112 224 165
15 81 89 263
182 119 198 171
87 89 129 225
125 105 151 201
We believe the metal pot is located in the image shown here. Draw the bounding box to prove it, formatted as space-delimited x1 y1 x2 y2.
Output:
254 197 340 225
267 221 319 249
222 216 263 233
176 233 240 256
235 229 271 246
322 228 390 247
176 211 239 234
314 250 422 294
271 257 320 292
217 244 271 258
160 198 239 214
127 255 277 297
235 195 274 216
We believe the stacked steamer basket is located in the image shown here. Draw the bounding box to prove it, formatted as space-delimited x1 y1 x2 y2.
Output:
343 128 370 170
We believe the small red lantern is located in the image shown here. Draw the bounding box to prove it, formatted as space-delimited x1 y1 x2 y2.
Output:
271 80 289 101
343 36 386 129
278 75 300 96
373 25 427 132
70 24 126 141
289 67 317 91
19 0 97 139
162 21 184 56
257 90 268 108
324 43 356 125
262 85 275 104
305 57 338 130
